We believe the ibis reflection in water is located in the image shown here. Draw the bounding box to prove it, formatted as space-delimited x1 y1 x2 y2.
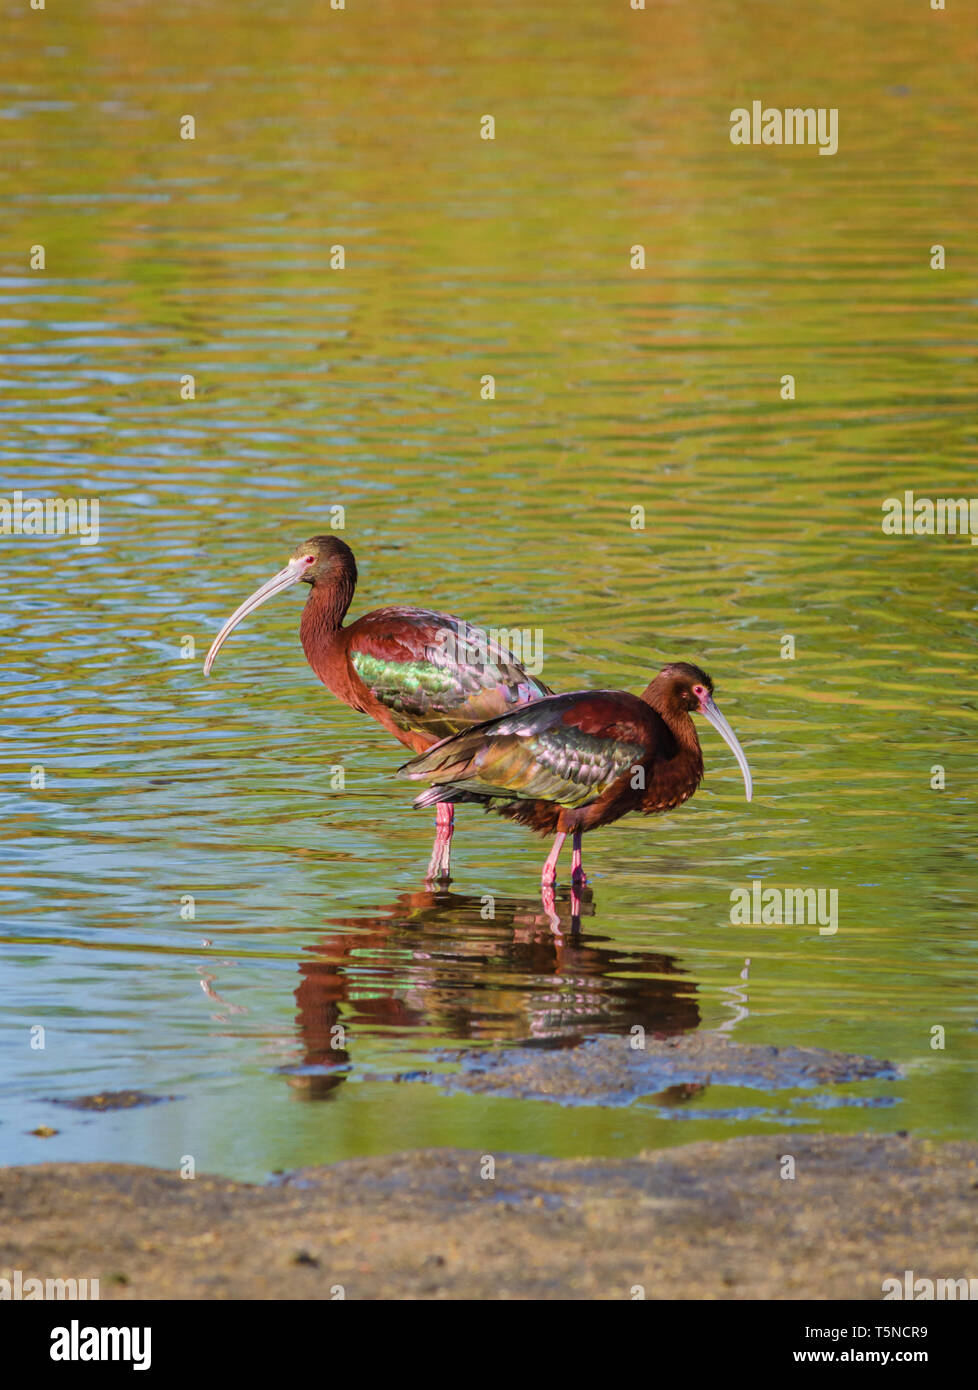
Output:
279 885 701 1099
203 536 550 881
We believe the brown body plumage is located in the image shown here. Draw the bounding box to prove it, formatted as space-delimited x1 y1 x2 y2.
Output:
400 663 751 887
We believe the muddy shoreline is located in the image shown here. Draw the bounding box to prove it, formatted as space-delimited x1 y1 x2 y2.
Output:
3 1134 976 1300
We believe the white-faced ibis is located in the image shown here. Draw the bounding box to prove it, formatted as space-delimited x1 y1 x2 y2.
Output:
203 536 551 879
399 662 752 887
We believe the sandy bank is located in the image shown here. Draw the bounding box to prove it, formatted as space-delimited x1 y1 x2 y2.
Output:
3 1133 976 1300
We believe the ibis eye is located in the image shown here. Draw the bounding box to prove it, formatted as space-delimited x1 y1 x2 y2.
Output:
304 554 316 565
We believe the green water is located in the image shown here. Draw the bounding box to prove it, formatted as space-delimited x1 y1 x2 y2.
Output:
1 0 976 1181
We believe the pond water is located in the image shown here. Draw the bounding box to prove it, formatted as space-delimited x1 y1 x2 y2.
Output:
1 0 976 1181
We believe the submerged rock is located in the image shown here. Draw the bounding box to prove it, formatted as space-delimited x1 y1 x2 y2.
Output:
45 1091 177 1112
416 1032 899 1107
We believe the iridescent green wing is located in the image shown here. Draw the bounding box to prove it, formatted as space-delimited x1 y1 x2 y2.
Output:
348 607 551 740
400 691 650 808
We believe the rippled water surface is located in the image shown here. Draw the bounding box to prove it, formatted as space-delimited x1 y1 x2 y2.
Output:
1 1 976 1180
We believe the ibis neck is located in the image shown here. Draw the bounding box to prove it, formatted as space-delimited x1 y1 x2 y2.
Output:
639 682 704 806
300 573 356 681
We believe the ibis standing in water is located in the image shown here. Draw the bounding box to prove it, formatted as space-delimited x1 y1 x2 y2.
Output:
203 536 551 880
399 662 752 887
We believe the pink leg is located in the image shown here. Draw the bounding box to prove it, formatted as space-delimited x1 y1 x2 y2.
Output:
571 828 586 886
540 884 563 937
426 803 454 882
541 831 566 887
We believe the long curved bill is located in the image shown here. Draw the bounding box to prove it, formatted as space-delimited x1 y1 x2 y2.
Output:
203 557 307 675
699 696 753 802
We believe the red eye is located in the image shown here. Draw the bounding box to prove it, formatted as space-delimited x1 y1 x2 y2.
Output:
304 554 316 565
